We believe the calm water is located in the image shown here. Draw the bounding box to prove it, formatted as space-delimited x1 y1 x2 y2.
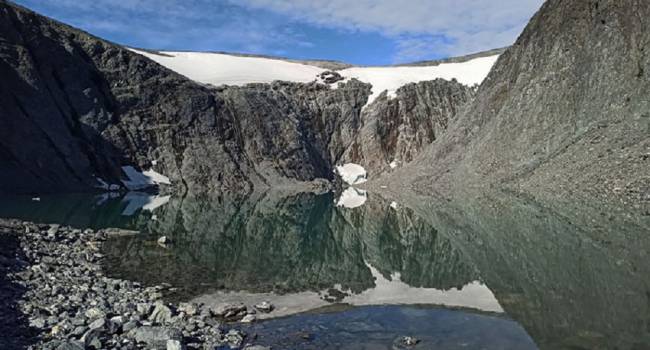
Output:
0 190 649 349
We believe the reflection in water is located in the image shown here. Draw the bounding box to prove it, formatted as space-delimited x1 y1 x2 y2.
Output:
242 305 537 350
102 192 481 301
0 193 165 229
0 189 648 349
336 187 368 208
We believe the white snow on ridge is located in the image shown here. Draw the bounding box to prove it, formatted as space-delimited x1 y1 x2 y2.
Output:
130 49 324 86
339 55 499 107
131 48 498 108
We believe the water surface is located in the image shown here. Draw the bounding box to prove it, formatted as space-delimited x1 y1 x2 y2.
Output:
1 190 648 349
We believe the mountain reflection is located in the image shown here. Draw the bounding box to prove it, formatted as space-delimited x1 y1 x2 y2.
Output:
1 189 648 349
101 191 481 300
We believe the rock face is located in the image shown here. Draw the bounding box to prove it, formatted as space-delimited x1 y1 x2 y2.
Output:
342 79 474 174
404 0 650 205
0 1 475 195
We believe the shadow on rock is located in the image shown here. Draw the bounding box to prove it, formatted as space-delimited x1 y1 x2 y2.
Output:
0 221 38 349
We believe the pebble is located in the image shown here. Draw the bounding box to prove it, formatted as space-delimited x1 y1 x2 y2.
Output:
0 220 254 349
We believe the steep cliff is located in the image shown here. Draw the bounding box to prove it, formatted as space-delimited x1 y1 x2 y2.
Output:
0 1 369 194
0 0 485 195
342 79 474 174
402 0 649 206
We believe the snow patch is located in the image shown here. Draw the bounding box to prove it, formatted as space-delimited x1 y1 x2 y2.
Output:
390 201 398 210
389 160 399 169
121 166 171 190
336 187 368 209
335 163 367 185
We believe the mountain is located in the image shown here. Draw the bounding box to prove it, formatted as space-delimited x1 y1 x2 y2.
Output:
394 0 649 207
0 0 497 195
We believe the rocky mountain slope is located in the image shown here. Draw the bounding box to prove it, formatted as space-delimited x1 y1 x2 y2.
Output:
0 0 493 195
396 0 649 207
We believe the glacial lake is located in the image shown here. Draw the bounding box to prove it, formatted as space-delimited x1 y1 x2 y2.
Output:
0 190 649 349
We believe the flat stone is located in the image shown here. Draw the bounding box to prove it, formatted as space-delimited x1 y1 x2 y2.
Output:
240 314 256 323
254 301 274 313
127 326 182 349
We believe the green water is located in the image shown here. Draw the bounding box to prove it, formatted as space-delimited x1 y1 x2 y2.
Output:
0 190 648 349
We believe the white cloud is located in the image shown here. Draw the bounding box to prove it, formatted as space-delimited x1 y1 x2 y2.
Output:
234 0 544 61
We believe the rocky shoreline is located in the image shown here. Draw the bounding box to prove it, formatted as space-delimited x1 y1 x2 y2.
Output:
0 219 271 350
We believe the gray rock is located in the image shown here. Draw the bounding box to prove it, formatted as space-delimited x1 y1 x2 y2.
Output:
244 346 271 350
137 303 153 316
210 303 247 319
128 326 182 349
398 0 650 208
122 321 139 333
225 329 245 348
81 328 103 349
150 302 174 324
55 340 84 350
166 339 185 350
240 314 256 323
84 307 106 321
253 301 274 313
178 302 199 316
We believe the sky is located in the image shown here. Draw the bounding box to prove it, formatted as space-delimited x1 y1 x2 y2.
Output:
13 0 544 65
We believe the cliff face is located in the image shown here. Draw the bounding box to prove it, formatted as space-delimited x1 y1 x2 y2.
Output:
342 79 474 174
405 0 649 205
0 1 475 195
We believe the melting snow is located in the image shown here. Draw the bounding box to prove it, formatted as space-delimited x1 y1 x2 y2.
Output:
336 187 368 209
335 163 367 185
121 166 171 190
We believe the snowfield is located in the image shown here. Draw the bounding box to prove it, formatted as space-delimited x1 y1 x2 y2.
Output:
339 55 499 106
130 49 324 86
131 48 498 106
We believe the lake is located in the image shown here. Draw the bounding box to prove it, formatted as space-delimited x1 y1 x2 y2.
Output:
0 189 648 349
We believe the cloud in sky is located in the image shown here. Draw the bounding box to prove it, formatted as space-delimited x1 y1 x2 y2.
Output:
13 0 544 64
235 0 544 59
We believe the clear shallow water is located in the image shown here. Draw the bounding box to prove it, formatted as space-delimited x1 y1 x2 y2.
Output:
0 191 649 349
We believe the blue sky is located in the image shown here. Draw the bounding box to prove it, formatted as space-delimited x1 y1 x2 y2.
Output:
13 0 544 65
